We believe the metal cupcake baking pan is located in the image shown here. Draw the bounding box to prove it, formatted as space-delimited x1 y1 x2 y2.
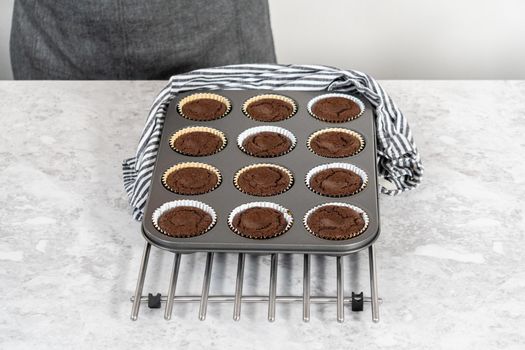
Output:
141 90 380 255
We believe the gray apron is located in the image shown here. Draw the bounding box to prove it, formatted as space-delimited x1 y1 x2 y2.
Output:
10 0 276 79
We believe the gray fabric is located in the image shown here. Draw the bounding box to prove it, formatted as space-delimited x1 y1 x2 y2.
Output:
10 0 276 79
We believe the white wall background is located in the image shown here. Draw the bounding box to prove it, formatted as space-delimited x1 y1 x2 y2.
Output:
1 0 525 80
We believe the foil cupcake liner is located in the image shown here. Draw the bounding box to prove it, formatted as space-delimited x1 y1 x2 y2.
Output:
152 200 217 238
162 162 222 195
307 93 365 123
242 94 297 122
305 162 368 197
177 93 232 121
169 126 227 156
306 127 365 157
303 202 370 240
228 202 293 239
237 126 297 157
233 163 294 196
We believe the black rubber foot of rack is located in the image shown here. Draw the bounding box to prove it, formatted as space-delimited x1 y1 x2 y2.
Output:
148 293 162 309
352 292 364 312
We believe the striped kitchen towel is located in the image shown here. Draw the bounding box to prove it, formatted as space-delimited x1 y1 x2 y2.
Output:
122 64 423 221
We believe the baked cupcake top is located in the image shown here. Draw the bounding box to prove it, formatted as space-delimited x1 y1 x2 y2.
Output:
309 130 363 157
231 207 287 239
180 98 228 121
306 205 365 240
164 166 219 195
311 97 361 122
171 130 224 156
158 206 213 237
235 165 292 196
309 168 363 196
242 131 292 157
244 97 295 122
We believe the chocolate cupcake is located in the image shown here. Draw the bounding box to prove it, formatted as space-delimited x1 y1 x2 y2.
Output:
307 128 364 158
306 163 367 197
152 200 217 238
242 94 297 122
162 162 221 195
177 93 231 121
228 202 293 239
308 94 364 123
237 126 296 157
234 164 293 196
304 203 369 240
170 126 226 156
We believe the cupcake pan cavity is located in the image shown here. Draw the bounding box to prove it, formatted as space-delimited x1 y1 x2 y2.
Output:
307 93 365 123
237 126 296 157
305 162 368 197
177 93 231 121
152 200 217 238
162 162 222 195
234 163 294 196
307 127 364 158
242 94 297 122
169 126 227 156
228 202 294 239
142 90 380 255
303 202 370 240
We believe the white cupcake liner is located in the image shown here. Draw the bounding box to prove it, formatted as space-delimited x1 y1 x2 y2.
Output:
233 163 294 196
152 200 217 238
242 94 297 121
305 162 368 197
307 93 365 123
228 202 293 239
303 202 369 240
169 126 227 156
237 126 297 157
307 127 365 157
177 93 232 121
162 162 222 195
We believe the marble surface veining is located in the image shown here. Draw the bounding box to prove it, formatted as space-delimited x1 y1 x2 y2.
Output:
0 81 524 349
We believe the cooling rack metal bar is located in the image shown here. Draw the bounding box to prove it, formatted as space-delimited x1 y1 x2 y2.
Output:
131 295 382 304
336 256 344 323
233 253 245 321
130 242 381 322
164 253 181 320
268 254 278 322
130 242 151 321
199 252 214 321
303 254 310 322
368 245 380 322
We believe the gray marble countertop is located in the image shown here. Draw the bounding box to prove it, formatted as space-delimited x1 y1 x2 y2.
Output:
0 81 524 349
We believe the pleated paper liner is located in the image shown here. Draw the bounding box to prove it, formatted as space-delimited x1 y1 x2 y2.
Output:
241 94 297 122
152 200 217 238
307 127 365 158
169 126 227 156
233 163 294 196
228 202 293 239
177 93 232 121
303 202 369 240
305 162 368 197
162 162 222 195
237 126 297 157
307 93 365 123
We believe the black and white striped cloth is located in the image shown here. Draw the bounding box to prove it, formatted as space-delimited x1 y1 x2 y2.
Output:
123 64 423 221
